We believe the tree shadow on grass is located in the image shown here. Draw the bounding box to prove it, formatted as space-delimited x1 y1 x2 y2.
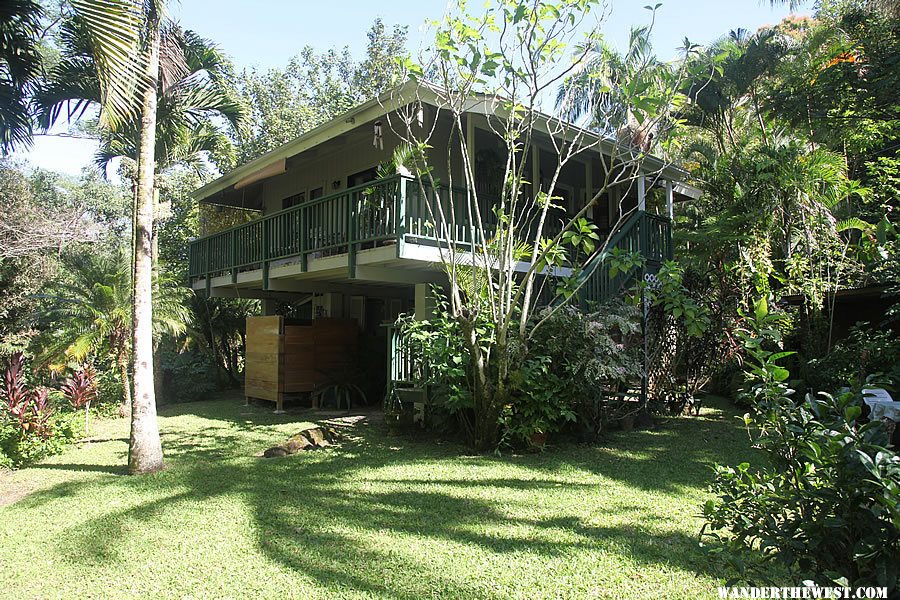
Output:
27 463 128 475
15 395 753 597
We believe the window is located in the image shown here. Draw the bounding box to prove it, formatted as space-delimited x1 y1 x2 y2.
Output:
282 191 305 210
310 187 324 200
347 167 379 188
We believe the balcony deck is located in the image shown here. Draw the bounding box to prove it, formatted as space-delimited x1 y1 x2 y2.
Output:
188 174 672 303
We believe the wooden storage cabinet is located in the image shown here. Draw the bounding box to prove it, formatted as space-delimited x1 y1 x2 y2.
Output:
245 315 357 411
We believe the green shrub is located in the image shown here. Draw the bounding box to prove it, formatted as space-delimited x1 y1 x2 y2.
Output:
0 410 78 468
398 295 643 448
510 302 642 445
702 299 900 592
0 354 79 468
803 324 900 393
160 348 222 403
501 355 576 447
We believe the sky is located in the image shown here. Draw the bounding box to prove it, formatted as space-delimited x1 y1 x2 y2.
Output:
14 0 804 177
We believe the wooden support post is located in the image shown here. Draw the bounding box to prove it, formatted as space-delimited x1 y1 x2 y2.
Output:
414 283 435 321
396 177 407 258
261 220 269 291
665 179 674 220
637 175 646 212
204 239 211 296
466 115 476 172
300 207 307 272
348 191 357 278
665 180 675 259
585 159 593 208
230 229 237 284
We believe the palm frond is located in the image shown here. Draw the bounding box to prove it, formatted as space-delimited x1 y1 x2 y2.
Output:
70 0 146 129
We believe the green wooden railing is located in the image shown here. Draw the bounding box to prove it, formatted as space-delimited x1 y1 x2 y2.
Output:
189 175 408 286
188 175 667 298
188 174 567 287
575 210 673 308
385 209 673 404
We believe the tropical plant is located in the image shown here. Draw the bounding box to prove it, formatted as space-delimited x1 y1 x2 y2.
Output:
678 27 785 151
0 0 44 152
702 298 900 593
36 250 188 416
60 366 98 436
556 23 680 149
67 0 166 474
0 353 74 468
36 19 245 173
183 294 255 385
2 353 32 430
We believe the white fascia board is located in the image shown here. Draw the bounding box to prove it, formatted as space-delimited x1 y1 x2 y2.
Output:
193 81 425 202
461 93 689 183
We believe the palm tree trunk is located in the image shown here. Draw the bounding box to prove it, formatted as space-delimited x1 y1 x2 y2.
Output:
118 350 132 418
129 16 164 475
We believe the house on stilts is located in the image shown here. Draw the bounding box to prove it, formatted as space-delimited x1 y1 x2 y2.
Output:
186 81 700 412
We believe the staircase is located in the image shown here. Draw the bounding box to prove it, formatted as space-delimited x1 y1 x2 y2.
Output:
385 211 673 408
576 210 673 307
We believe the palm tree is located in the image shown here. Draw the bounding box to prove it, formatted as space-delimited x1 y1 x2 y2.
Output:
37 250 189 416
66 0 165 474
678 28 784 152
0 0 44 152
556 26 672 150
35 21 244 173
185 295 256 386
0 0 170 473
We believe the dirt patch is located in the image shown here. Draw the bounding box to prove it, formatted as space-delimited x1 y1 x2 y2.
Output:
0 471 33 507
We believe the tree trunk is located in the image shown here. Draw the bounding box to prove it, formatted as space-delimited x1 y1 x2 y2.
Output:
129 18 164 475
118 353 132 418
151 193 165 404
461 318 499 452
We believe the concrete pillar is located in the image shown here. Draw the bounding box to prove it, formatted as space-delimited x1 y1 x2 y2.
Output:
585 159 593 208
312 293 343 319
260 299 278 316
466 115 476 173
414 283 435 321
665 179 674 220
637 175 646 212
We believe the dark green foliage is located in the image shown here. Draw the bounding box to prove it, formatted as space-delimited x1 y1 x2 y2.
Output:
0 0 43 151
159 348 220 404
702 299 900 592
401 292 644 449
0 353 78 468
804 324 900 393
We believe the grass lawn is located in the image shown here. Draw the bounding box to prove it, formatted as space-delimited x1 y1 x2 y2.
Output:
0 393 761 599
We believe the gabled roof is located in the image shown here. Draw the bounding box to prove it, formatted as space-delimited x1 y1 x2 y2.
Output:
195 80 690 203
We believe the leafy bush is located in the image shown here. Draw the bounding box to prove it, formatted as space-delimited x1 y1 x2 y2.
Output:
60 366 97 436
702 299 900 592
159 347 222 403
803 323 900 394
501 355 576 447
397 293 478 436
510 302 643 445
398 295 644 448
0 353 78 468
